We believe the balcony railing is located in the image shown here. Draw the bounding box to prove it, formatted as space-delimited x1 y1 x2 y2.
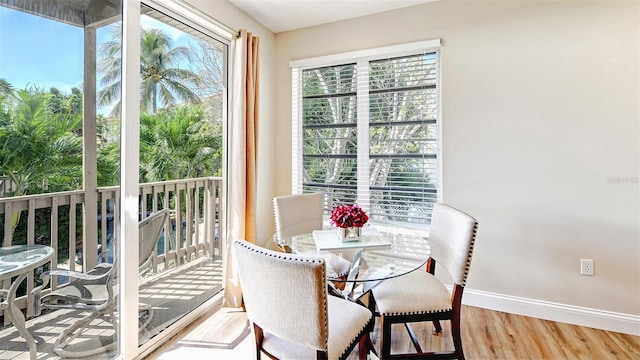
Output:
0 177 223 320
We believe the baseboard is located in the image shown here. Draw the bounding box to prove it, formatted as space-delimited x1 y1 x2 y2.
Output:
461 288 640 336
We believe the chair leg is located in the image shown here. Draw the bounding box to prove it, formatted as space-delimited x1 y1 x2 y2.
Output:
358 331 370 360
379 316 392 359
253 323 264 360
433 319 443 333
451 314 465 360
54 310 117 358
138 302 154 330
404 323 423 353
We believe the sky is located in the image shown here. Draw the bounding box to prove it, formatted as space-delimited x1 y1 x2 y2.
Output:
0 6 85 93
0 6 196 96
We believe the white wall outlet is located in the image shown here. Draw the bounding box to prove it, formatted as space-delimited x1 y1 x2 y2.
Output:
580 259 594 276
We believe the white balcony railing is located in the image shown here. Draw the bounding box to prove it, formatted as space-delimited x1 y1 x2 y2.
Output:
0 177 223 320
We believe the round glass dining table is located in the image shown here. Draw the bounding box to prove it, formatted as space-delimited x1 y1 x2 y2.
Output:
290 224 430 300
0 245 55 360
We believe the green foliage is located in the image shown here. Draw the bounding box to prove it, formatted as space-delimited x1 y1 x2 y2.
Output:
0 85 83 197
139 104 221 182
97 114 121 187
66 87 83 115
0 78 16 103
301 55 438 222
97 140 120 187
0 15 224 259
0 79 16 125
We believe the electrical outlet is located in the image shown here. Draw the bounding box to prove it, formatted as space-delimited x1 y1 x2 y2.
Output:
580 259 594 276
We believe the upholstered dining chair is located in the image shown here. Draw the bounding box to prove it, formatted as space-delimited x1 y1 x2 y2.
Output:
233 239 374 360
272 192 352 281
370 203 478 360
272 192 324 252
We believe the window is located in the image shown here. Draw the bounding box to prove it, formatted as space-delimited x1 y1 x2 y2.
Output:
291 40 441 225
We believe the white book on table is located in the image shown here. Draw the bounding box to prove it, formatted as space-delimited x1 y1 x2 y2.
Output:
312 229 392 251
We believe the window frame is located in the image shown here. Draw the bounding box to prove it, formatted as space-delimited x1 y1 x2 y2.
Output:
290 40 443 230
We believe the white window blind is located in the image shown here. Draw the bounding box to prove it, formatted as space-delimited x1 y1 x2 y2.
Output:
291 41 440 224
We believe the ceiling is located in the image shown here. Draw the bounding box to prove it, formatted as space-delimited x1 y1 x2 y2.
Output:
0 0 119 27
228 0 436 33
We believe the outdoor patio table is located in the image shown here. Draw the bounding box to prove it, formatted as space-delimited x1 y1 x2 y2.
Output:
291 223 430 301
0 245 54 360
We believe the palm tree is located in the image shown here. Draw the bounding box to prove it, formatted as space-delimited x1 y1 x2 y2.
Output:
0 78 15 100
97 25 202 116
96 114 121 187
139 104 220 182
0 86 83 232
0 78 17 117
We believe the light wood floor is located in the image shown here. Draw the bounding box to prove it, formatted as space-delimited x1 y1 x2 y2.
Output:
150 304 640 360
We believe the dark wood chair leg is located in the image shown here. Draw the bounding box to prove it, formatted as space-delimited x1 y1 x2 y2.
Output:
253 323 264 360
380 316 392 359
451 314 465 360
433 319 443 333
358 332 369 360
405 323 423 353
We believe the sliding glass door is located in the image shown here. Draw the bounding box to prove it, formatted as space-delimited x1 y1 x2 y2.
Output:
0 0 228 358
132 1 228 352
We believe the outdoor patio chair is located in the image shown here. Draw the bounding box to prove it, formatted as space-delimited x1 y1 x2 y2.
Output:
233 239 374 360
32 208 170 358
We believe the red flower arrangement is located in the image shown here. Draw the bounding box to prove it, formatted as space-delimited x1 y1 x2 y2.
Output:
330 204 369 228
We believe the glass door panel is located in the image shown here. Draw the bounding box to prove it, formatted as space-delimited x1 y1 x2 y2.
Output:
0 0 122 358
0 1 226 357
133 2 227 350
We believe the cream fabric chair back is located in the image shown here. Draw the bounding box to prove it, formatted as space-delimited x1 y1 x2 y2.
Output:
273 192 324 244
428 203 478 286
233 240 329 351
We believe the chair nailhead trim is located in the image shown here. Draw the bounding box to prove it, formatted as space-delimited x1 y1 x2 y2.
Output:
460 222 478 287
237 241 329 350
338 315 373 360
382 309 450 316
239 241 323 264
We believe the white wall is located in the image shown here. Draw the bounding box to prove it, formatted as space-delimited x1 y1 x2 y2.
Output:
274 1 640 333
184 0 277 248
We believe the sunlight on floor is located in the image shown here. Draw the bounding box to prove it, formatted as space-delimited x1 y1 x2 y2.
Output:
148 308 253 359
